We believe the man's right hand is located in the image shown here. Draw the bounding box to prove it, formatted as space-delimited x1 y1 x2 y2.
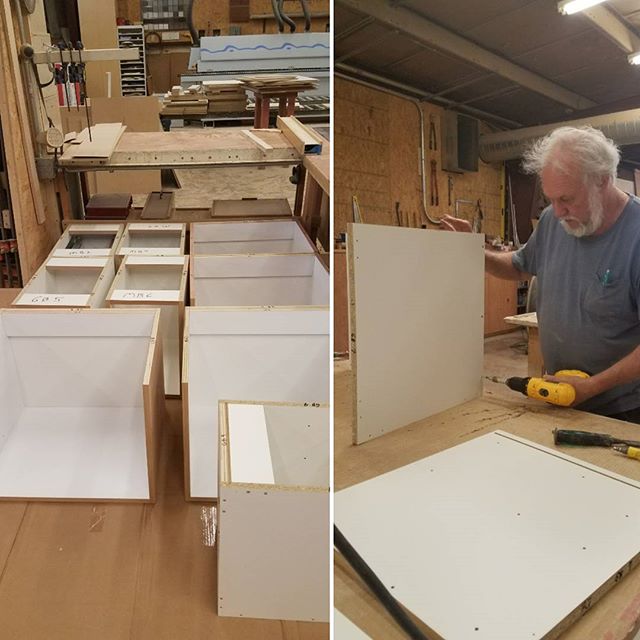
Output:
440 215 472 233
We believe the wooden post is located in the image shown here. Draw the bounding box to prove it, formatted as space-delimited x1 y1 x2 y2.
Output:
301 175 323 243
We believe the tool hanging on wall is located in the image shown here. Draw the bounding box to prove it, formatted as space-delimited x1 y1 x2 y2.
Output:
395 201 401 226
428 115 437 151
472 199 484 233
66 41 80 111
76 42 93 142
429 160 439 206
447 175 453 207
352 195 363 223
56 42 71 112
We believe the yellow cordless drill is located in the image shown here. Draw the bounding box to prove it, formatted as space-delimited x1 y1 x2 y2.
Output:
485 370 590 407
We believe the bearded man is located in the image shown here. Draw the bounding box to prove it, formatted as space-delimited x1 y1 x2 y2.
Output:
441 125 640 422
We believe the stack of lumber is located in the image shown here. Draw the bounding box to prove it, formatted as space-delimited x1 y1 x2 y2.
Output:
239 74 318 95
161 85 208 116
202 80 247 113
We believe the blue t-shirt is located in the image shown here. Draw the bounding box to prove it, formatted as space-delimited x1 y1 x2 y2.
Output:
512 195 640 415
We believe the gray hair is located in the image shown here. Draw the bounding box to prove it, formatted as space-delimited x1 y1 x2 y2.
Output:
521 125 620 184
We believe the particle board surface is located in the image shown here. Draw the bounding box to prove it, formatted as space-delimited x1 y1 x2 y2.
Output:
334 363 640 640
336 430 640 640
349 224 484 444
211 198 292 219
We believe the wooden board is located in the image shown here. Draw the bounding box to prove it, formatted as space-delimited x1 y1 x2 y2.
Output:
218 400 329 622
57 129 300 169
485 272 518 335
140 192 176 220
333 249 349 356
349 224 484 444
89 97 163 196
336 430 640 640
190 254 328 307
183 307 329 500
0 308 161 501
62 123 126 161
277 116 324 155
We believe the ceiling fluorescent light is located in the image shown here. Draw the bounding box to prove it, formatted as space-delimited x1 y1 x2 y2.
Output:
558 0 607 15
629 52 640 65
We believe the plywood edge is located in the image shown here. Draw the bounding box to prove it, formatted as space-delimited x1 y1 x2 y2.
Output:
189 254 196 306
143 316 164 504
347 226 359 445
88 258 116 308
181 309 192 501
294 217 319 253
219 401 232 486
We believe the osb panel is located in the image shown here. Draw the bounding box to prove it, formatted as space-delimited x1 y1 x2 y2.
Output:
335 78 504 237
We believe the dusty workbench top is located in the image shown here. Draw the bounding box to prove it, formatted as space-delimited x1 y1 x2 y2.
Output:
335 362 640 640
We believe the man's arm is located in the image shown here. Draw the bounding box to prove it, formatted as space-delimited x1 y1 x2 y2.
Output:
439 215 530 280
548 345 640 407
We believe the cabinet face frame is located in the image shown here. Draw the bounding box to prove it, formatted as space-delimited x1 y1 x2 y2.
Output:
0 308 164 502
106 255 188 397
217 400 329 622
12 257 115 309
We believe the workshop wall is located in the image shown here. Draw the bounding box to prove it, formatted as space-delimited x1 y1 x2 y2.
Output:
334 77 505 238
116 0 329 36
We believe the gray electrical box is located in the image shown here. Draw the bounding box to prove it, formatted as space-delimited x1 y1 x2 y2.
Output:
442 110 479 173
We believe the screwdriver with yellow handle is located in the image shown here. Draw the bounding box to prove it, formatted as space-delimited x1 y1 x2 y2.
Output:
613 444 640 460
485 370 590 407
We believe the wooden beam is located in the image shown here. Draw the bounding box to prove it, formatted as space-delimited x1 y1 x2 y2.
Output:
30 47 138 64
277 116 323 155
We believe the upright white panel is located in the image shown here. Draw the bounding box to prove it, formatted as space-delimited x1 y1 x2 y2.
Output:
336 431 640 640
349 224 484 443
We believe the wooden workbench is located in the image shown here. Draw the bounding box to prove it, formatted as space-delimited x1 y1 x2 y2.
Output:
335 364 640 640
0 291 328 640
58 129 300 170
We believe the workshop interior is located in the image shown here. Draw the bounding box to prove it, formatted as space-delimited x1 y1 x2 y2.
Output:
3 0 640 639
334 1 640 640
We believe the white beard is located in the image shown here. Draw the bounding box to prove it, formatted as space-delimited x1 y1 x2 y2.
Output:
559 189 605 238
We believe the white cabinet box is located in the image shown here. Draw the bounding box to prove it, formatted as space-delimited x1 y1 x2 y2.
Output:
115 222 186 267
0 309 165 501
218 401 329 622
50 223 124 259
183 307 329 500
190 219 316 256
12 257 114 308
106 256 188 396
190 253 328 306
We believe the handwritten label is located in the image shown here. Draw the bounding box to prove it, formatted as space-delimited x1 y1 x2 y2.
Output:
122 248 181 255
111 289 181 302
130 223 182 230
54 249 110 257
17 293 91 306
